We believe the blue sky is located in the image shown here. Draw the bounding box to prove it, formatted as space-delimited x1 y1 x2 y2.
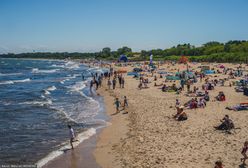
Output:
0 0 248 53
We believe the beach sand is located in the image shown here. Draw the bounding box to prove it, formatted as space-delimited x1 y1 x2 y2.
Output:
42 62 248 168
94 63 248 168
93 87 129 168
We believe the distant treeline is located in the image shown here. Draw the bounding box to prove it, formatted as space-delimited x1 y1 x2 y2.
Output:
1 40 248 63
141 40 248 63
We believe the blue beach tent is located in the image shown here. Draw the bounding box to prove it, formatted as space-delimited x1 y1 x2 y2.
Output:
119 55 128 62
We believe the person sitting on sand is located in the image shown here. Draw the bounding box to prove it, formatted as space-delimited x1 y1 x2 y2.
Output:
198 98 206 108
154 75 157 81
174 106 188 121
208 83 214 90
171 83 177 91
162 84 167 92
214 160 224 168
175 99 180 107
204 91 210 101
193 86 198 93
241 141 248 165
216 91 226 101
214 115 234 131
189 98 197 109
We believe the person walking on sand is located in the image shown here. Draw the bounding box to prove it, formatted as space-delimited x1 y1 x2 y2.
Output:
68 125 76 149
90 80 94 93
118 75 122 88
114 98 121 113
186 80 191 93
241 141 248 165
123 96 128 110
112 78 116 90
107 79 112 90
121 77 125 88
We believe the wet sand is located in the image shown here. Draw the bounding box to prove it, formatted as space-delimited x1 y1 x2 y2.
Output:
42 133 100 168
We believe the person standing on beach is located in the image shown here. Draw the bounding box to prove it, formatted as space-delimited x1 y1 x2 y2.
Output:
121 77 125 88
114 98 121 113
90 80 94 93
123 96 128 110
107 79 112 90
186 80 191 92
68 125 76 149
180 79 185 90
95 79 99 90
241 141 248 165
118 75 122 88
112 78 116 89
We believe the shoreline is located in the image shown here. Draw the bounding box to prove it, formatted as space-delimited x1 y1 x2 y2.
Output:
40 82 127 168
93 85 129 168
39 90 109 168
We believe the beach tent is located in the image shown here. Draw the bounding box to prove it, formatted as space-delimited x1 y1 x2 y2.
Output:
119 54 128 62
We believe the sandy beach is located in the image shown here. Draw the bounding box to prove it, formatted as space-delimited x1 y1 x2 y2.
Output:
93 62 248 168
40 62 248 168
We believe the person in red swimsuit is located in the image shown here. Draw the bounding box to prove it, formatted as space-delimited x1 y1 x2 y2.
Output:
241 141 248 165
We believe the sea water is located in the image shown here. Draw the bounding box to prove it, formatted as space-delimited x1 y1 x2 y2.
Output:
0 58 108 166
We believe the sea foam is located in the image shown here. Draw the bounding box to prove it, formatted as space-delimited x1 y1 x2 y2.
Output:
32 68 59 73
0 78 31 85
